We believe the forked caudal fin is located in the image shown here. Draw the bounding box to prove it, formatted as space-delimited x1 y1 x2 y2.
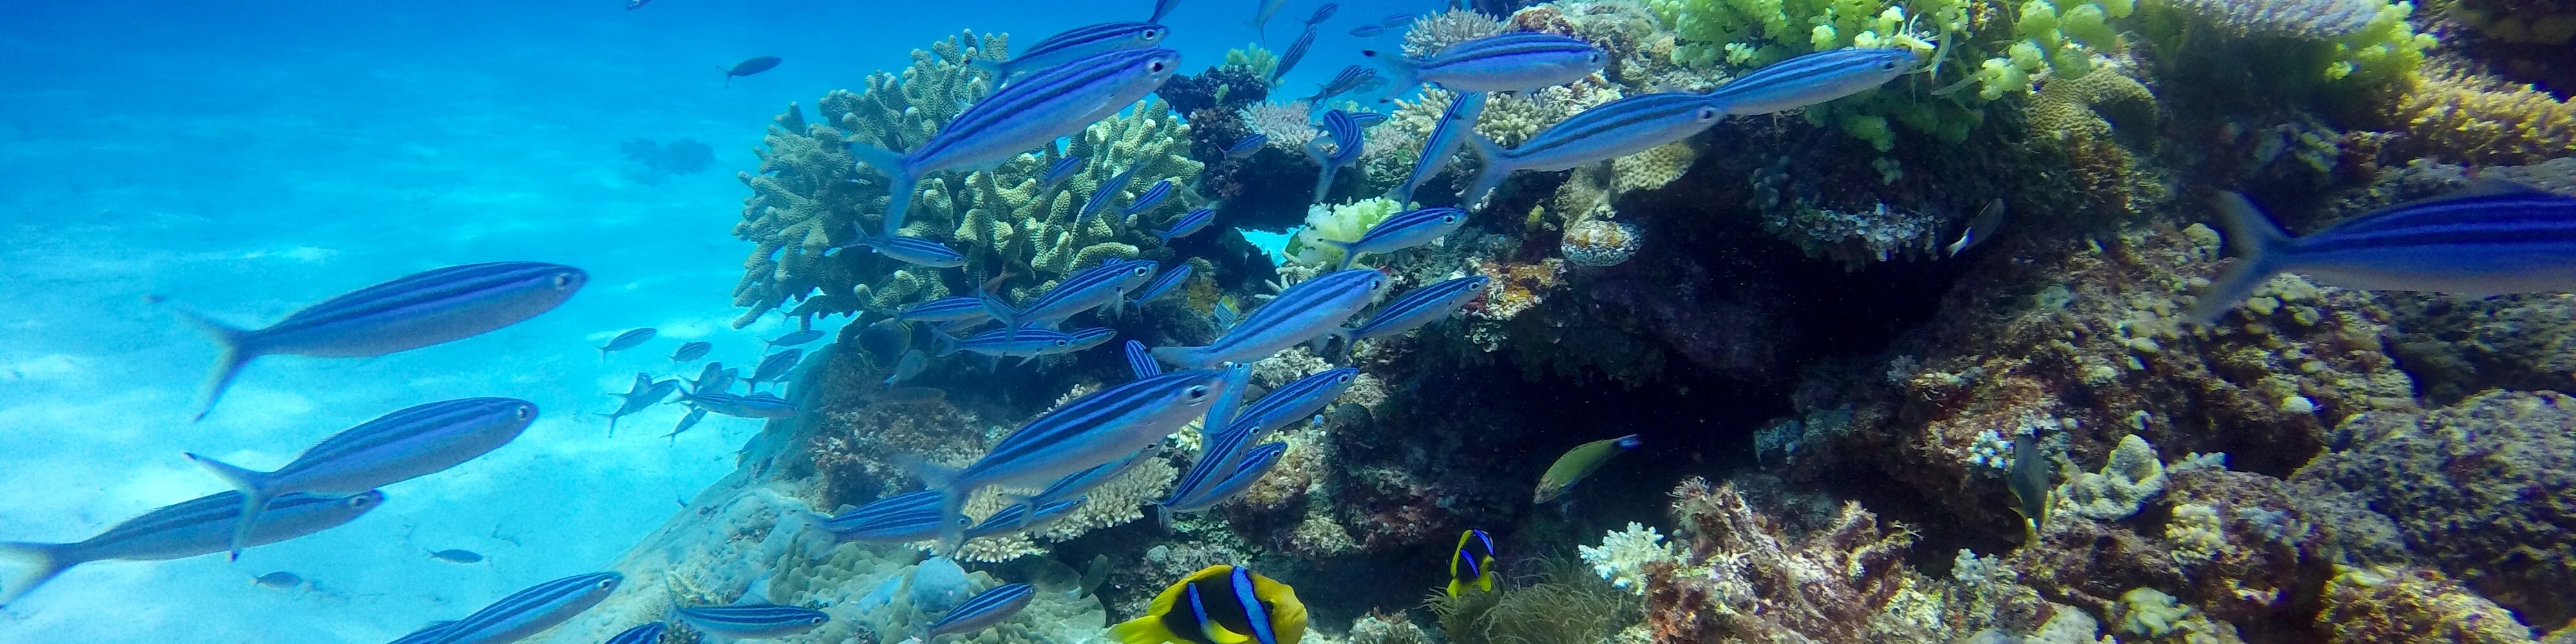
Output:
0 542 74 609
184 453 276 561
174 308 256 422
1147 345 1208 370
2183 192 2293 326
846 144 916 236
1458 134 1510 211
894 455 970 552
1356 50 1422 97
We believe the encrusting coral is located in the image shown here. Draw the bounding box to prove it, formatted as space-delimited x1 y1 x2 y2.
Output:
1638 478 1923 643
2317 565 2540 643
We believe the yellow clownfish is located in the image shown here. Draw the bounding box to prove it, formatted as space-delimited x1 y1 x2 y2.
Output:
1446 529 1497 597
1108 565 1308 644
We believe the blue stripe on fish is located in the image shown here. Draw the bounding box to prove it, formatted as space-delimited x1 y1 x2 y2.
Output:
1125 340 1164 379
1364 32 1604 95
1389 91 1488 203
1004 259 1159 328
679 391 798 419
900 369 1225 549
2187 186 2576 324
1350 24 1387 37
1303 65 1379 104
1226 134 1268 159
1034 450 1151 502
178 261 586 421
975 23 1170 82
850 229 968 269
1273 27 1317 82
1704 48 1918 116
185 398 533 559
602 622 668 644
1220 367 1358 443
387 620 457 644
673 603 830 638
1304 3 1338 25
933 327 1081 361
928 583 1037 637
850 48 1181 235
1461 93 1723 206
1151 269 1387 369
896 296 998 325
432 573 623 644
1233 565 1282 644
1317 207 1468 270
1307 109 1368 202
1068 327 1119 352
1081 160 1147 227
1156 208 1216 243
0 491 381 608
1043 155 1086 190
750 348 804 388
1340 276 1489 342
1163 441 1291 516
1124 179 1176 219
1130 264 1193 310
670 340 713 362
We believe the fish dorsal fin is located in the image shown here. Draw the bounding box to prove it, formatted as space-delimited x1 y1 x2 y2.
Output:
736 573 775 605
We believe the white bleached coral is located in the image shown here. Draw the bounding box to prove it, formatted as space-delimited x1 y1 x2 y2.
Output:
1579 522 1683 594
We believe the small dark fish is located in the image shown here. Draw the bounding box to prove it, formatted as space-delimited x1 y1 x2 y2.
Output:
177 261 586 421
1379 13 1413 27
926 583 1037 638
596 328 656 361
1225 134 1268 159
764 328 825 350
607 374 679 435
187 398 536 559
750 348 804 389
1348 111 1389 128
1123 179 1175 220
1350 24 1388 37
1273 28 1318 82
674 603 830 639
605 622 669 644
884 349 927 386
1303 3 1338 26
663 406 710 440
253 571 304 589
625 0 651 9
1124 340 1163 379
1042 156 1086 190
669 341 713 363
428 548 486 564
1446 529 1496 596
683 362 728 393
2008 431 2050 543
1302 65 1379 105
1340 275 1488 343
1306 109 1368 202
724 56 782 88
1947 198 2007 256
1702 48 1919 116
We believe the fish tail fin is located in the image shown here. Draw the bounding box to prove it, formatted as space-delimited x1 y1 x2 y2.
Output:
0 542 73 609
2185 192 2291 325
929 327 962 357
1357 49 1420 95
185 453 276 560
968 58 1005 79
1319 238 1358 270
1444 578 1465 598
894 454 971 549
1460 134 1510 209
1147 346 1202 370
174 308 255 422
848 145 913 235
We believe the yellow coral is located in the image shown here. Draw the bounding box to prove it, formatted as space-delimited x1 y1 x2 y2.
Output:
2027 67 2155 144
2389 65 2576 166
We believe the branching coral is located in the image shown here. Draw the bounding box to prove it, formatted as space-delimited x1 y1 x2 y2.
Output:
1405 9 1511 58
1641 478 1919 643
2385 64 2576 166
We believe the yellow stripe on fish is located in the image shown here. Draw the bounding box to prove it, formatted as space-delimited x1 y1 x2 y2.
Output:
1446 529 1497 597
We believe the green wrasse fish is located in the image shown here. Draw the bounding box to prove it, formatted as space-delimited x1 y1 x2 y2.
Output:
1533 434 1639 504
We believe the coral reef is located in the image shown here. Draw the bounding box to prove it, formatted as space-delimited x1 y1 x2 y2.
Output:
1427 562 1642 644
2383 64 2576 166
2317 566 2541 643
1403 10 1510 59
1638 478 1923 643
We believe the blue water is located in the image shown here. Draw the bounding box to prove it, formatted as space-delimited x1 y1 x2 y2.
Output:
0 0 1403 639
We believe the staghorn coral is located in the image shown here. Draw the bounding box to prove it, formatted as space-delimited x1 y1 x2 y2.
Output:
2318 566 2540 643
2385 64 2576 166
1641 478 1920 643
2291 390 2576 630
1404 10 1511 59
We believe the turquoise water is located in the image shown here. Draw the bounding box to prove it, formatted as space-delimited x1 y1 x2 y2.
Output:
0 1 1389 639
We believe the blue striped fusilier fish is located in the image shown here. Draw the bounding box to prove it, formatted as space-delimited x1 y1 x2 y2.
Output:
813 490 943 531
430 572 623 644
1161 442 1289 518
1124 179 1177 220
902 369 1227 547
684 363 737 395
1461 93 1725 206
847 229 968 269
1224 134 1268 158
1378 13 1412 27
1152 269 1388 368
1155 208 1216 243
1350 24 1387 37
674 603 830 639
764 328 825 349
1126 340 1163 379
723 56 782 88
2187 184 2576 324
885 348 928 386
1108 565 1307 644
1165 364 1256 509
679 391 798 419
669 340 714 363
0 490 381 607
1363 33 1605 95
1041 155 1086 191
178 261 587 421
1002 260 1160 328
605 374 678 435
1247 0 1292 42
1315 207 1468 269
851 48 1182 234
813 507 948 544
388 620 457 644
1150 0 1179 22
895 296 999 326
1388 91 1488 203
603 622 668 644
1304 3 1338 25
1348 111 1389 128
963 498 1084 539
596 327 656 361
1302 65 1380 105
975 23 1170 84
1338 275 1488 343
1202 361 1256 441
1080 160 1148 227
750 348 804 389
187 398 533 558
1703 48 1918 116
926 583 1037 638
932 327 1083 361
1129 264 1194 312
663 407 710 441
1305 109 1367 202
1025 449 1151 507
1273 27 1318 82
1219 367 1357 443
1068 327 1119 352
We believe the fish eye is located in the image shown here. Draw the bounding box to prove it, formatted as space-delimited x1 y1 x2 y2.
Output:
1589 52 1604 62
1142 28 1164 39
1150 60 1169 73
1882 61 1897 70
1335 374 1352 383
1054 339 1070 347
1133 267 1151 276
595 579 616 590
349 495 377 509
552 272 576 289
514 405 533 421
1186 385 1211 400
1697 106 1719 120
1441 214 1459 223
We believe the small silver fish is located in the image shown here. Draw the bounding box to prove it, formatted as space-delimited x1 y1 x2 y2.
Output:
428 548 485 564
1703 48 1919 116
925 583 1036 638
596 328 657 361
1152 270 1388 368
253 571 304 589
764 328 825 350
884 349 927 386
669 341 714 363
